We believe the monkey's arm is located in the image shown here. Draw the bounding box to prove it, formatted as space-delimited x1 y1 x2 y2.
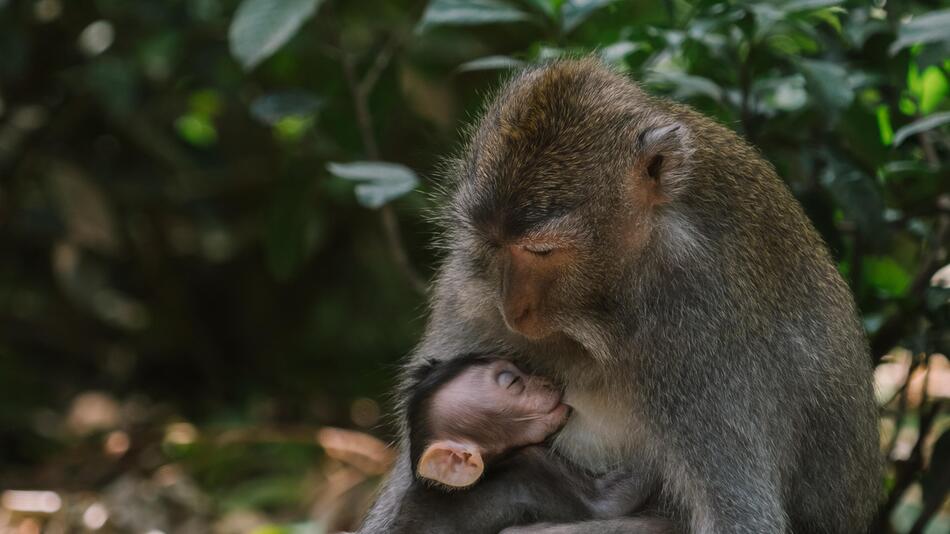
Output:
588 466 657 518
358 267 499 532
500 517 680 534
357 451 413 533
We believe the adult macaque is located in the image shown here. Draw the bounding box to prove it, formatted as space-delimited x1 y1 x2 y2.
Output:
361 58 879 533
391 354 670 533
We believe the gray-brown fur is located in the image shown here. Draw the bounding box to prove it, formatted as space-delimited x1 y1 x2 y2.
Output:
392 446 667 534
360 58 880 533
393 355 671 533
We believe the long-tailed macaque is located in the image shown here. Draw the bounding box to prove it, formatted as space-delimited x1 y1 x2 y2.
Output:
360 58 879 533
392 354 670 534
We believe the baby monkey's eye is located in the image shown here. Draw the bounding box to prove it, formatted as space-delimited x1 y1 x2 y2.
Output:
496 370 521 389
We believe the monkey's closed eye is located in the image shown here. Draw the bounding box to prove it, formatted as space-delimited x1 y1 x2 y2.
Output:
523 243 555 256
496 371 521 389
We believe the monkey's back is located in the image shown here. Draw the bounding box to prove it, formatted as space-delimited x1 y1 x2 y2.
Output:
657 97 881 531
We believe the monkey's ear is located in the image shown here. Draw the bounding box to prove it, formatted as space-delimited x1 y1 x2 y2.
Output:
635 121 692 197
417 440 485 488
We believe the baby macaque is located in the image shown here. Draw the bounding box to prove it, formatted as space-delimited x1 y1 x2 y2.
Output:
410 355 570 488
391 354 668 534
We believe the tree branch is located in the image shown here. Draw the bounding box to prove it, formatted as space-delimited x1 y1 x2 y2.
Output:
359 33 401 97
341 49 426 295
871 211 949 363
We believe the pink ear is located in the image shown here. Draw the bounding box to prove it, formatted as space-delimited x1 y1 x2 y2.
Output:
416 440 484 488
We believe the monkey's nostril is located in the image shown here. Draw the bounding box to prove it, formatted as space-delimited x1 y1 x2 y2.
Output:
502 302 547 339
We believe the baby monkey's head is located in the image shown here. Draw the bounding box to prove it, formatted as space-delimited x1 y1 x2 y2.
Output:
407 355 570 489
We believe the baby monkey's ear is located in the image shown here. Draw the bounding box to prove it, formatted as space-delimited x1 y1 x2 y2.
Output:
416 440 484 488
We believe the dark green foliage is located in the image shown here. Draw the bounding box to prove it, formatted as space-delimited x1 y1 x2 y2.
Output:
0 0 947 532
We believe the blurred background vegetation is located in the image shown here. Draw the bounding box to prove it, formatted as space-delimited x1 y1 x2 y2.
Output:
0 0 948 533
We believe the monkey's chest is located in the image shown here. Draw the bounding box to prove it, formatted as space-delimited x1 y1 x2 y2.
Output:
552 386 646 472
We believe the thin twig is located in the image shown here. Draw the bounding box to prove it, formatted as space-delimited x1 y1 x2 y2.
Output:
341 49 426 294
738 41 758 142
342 53 380 158
359 33 401 96
917 130 939 169
880 397 945 531
871 213 949 363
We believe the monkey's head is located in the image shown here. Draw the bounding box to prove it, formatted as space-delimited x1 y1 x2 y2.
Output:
407 354 569 488
446 59 696 348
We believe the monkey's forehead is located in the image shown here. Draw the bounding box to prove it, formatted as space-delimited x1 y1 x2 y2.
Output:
454 60 646 233
486 59 647 146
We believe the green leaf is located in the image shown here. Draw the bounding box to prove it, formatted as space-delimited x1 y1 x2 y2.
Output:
907 61 923 97
417 0 533 31
808 7 843 34
250 91 321 125
863 256 911 297
892 111 950 146
327 162 419 209
561 0 617 34
781 0 843 12
899 96 917 116
799 59 854 113
228 0 322 70
598 41 643 66
456 55 526 73
919 66 949 114
189 89 222 117
523 0 558 20
274 116 314 142
175 113 217 147
647 71 723 102
754 75 807 113
875 105 893 145
820 157 887 243
889 9 950 56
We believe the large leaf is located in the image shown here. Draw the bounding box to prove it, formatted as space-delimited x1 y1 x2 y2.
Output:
229 0 322 70
863 256 911 298
919 66 949 115
599 41 644 66
456 55 526 73
781 0 843 12
327 162 419 209
754 75 808 114
889 9 950 55
561 0 617 34
523 0 557 20
799 59 854 114
820 156 887 245
417 0 533 31
893 111 950 146
647 71 723 102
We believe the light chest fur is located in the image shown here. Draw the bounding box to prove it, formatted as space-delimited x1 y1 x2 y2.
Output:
552 382 649 472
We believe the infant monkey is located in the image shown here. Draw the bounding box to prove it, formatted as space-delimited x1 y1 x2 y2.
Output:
411 355 570 488
391 354 667 534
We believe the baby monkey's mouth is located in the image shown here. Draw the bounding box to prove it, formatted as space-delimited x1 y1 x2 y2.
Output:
547 402 572 425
